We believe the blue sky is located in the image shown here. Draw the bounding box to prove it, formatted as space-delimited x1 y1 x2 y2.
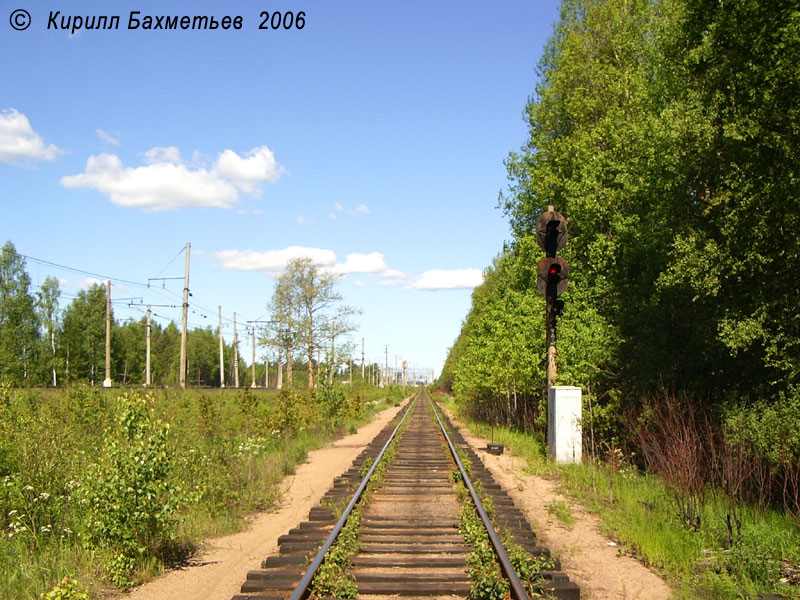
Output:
1 0 561 378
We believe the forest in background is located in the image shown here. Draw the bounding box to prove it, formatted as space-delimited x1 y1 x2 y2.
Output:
0 242 380 389
440 0 799 517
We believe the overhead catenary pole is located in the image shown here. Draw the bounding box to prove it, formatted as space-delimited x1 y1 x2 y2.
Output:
277 349 283 389
384 346 389 387
251 327 258 387
102 279 112 388
233 312 240 388
329 323 336 384
218 306 225 388
179 242 191 389
145 305 152 387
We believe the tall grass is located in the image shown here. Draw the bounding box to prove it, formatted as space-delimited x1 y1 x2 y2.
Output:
0 383 399 599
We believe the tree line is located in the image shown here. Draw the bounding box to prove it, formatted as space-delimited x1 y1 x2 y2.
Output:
441 0 799 478
0 242 366 388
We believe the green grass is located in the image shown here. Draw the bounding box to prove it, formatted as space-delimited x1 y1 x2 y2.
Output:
0 383 400 599
547 500 575 529
434 392 800 599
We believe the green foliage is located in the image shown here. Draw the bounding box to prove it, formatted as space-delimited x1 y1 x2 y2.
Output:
80 392 183 589
318 383 346 418
450 249 546 429
444 0 800 454
724 388 800 466
459 499 509 600
40 578 89 600
547 500 575 529
456 410 800 598
311 509 361 599
61 284 109 386
268 389 312 436
0 242 39 385
268 257 359 391
0 384 390 599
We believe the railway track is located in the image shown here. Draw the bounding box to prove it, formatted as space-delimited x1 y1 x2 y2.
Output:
233 390 579 600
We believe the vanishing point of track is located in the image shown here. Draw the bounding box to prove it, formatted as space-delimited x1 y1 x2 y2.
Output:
232 390 580 599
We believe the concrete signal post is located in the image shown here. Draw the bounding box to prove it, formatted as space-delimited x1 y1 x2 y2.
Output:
536 206 582 464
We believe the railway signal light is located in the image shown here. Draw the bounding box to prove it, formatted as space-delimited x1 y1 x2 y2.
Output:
537 256 570 297
536 209 568 256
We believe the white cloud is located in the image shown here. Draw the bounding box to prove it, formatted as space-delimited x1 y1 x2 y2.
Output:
61 153 238 211
144 146 182 165
0 108 63 164
60 145 284 211
96 129 120 146
335 252 389 275
406 268 484 291
215 146 283 195
297 215 308 224
59 277 104 290
380 269 407 280
328 203 370 219
213 247 337 273
212 246 479 292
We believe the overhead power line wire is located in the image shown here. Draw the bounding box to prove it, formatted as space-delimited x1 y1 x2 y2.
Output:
20 250 272 342
20 254 148 289
152 245 187 279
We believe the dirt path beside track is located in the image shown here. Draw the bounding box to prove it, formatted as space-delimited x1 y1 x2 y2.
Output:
120 400 407 600
442 407 673 600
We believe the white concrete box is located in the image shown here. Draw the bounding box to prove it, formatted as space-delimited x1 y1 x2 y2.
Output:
547 386 582 464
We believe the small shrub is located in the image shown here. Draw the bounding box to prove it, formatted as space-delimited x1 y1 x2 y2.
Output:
40 577 89 600
81 392 184 589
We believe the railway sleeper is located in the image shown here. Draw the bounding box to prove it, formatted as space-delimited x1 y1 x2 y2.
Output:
233 395 582 600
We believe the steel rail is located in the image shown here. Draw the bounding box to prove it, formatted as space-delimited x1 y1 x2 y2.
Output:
288 393 418 600
429 391 531 600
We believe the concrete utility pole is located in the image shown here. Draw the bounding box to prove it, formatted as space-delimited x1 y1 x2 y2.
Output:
233 312 240 388
102 280 112 388
179 242 191 389
145 306 152 387
384 346 389 387
361 337 365 379
329 325 336 384
218 306 225 388
251 327 258 388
